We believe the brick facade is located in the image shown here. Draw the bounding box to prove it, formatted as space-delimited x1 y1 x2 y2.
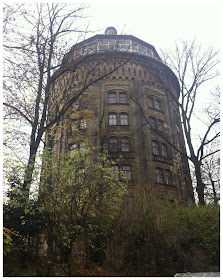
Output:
47 28 194 203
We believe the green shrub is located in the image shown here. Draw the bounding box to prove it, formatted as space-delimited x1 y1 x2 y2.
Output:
106 190 220 276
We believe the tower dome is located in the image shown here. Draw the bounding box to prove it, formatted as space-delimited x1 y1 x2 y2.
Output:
105 26 117 35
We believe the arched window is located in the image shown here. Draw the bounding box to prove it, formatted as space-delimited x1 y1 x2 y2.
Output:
108 137 118 152
120 113 129 125
121 137 130 152
108 113 117 125
156 168 163 184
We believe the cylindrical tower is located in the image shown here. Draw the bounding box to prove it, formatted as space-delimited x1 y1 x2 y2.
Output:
48 27 194 203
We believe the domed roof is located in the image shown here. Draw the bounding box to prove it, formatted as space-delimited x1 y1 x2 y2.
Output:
105 27 117 35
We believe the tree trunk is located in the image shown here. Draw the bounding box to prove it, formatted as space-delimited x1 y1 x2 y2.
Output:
22 144 38 198
194 161 205 205
210 178 218 203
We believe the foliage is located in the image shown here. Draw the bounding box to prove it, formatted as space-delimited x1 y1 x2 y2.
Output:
3 227 13 256
40 146 127 265
105 191 220 276
4 186 219 276
4 169 45 238
3 3 126 201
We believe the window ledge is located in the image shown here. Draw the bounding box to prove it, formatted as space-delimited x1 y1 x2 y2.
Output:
108 103 129 105
156 182 176 188
108 125 130 129
152 154 173 165
148 107 164 113
108 151 134 158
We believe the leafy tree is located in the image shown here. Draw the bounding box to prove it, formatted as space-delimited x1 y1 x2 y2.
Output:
3 228 13 256
3 3 126 201
39 145 127 274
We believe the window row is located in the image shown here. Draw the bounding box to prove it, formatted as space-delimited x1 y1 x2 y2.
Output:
112 165 172 185
156 168 172 185
108 137 130 153
152 141 168 158
147 95 162 111
72 100 87 110
72 119 87 131
108 91 128 104
111 165 132 181
109 113 129 126
70 166 131 184
149 117 164 131
69 141 87 152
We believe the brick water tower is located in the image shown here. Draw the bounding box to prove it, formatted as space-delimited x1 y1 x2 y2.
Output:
47 27 194 203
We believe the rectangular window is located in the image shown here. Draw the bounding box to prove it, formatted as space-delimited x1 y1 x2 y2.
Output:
80 142 87 152
71 120 78 132
156 168 163 184
152 141 159 155
165 170 172 185
155 99 161 111
111 166 119 179
109 138 118 152
160 143 168 157
157 120 163 131
70 143 77 152
119 92 127 104
121 138 130 152
120 113 129 125
78 168 85 182
108 92 117 104
147 96 154 108
72 103 79 110
109 113 117 125
109 44 115 51
80 119 87 129
149 117 156 129
123 165 131 180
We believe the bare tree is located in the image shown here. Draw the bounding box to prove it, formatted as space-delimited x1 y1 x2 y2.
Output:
131 39 220 205
3 3 127 200
201 141 220 203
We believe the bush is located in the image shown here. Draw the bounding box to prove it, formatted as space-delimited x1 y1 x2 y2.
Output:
105 190 220 276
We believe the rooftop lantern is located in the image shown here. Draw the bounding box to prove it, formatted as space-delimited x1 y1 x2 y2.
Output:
105 27 117 35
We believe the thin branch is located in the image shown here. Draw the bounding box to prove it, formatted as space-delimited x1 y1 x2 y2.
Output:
3 102 33 125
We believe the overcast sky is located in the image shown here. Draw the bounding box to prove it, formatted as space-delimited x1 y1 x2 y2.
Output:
83 0 221 139
86 0 221 51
